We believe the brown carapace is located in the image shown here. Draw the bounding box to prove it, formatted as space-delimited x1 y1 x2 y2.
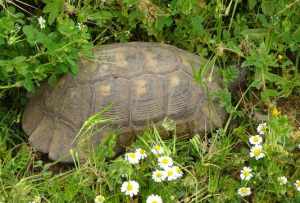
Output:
22 42 226 162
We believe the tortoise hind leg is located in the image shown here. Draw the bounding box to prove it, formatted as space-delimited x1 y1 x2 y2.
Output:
29 116 55 154
48 121 79 162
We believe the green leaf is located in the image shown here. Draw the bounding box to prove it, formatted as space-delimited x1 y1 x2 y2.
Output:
43 0 64 25
0 15 15 33
89 11 114 26
14 56 28 76
214 89 234 113
293 27 300 43
57 63 69 74
248 0 257 10
57 17 76 37
23 76 34 91
250 80 263 89
176 0 194 15
154 16 172 32
0 37 4 46
190 16 204 36
80 43 94 58
66 57 78 76
0 59 13 72
221 66 239 87
241 28 268 40
13 56 27 63
23 25 49 46
261 89 279 102
122 0 138 6
261 0 276 16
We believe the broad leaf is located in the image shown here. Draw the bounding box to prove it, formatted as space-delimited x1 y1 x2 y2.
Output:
43 0 64 25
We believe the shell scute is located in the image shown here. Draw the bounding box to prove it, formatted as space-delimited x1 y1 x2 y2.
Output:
94 78 130 126
143 46 180 74
165 70 203 119
130 74 165 125
59 84 93 128
77 46 144 82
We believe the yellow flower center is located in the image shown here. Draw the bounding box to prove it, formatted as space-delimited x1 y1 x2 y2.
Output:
127 183 133 191
155 172 162 177
154 145 161 151
243 171 250 177
128 153 136 159
253 136 260 142
253 148 262 156
296 181 300 188
167 170 174 177
161 158 169 164
152 201 158 203
240 188 248 193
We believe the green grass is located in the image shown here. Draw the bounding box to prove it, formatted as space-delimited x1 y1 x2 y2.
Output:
1 0 300 202
0 111 299 202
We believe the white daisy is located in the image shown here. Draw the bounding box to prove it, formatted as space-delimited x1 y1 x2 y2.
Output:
146 194 163 203
38 16 46 29
257 123 267 135
152 170 167 182
158 156 173 169
237 187 251 197
250 145 265 160
240 167 253 181
277 176 288 185
136 148 147 160
121 180 139 197
125 152 141 164
249 135 263 145
165 166 183 181
295 180 300 191
94 195 105 203
151 145 164 155
298 144 300 149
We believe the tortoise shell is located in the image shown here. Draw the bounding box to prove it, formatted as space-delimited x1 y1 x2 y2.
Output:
22 42 226 162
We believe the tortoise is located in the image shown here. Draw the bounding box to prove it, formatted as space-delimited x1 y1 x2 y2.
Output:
22 42 227 162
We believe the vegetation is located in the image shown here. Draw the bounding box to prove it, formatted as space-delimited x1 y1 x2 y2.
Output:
0 0 300 202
